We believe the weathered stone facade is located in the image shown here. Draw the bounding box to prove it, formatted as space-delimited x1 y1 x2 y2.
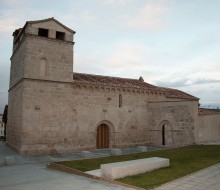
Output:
148 101 198 147
197 109 220 143
7 18 203 155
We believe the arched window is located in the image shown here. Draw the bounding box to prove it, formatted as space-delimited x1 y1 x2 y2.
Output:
39 58 47 77
119 94 122 108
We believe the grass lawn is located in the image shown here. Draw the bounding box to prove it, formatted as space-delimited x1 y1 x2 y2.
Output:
58 145 220 189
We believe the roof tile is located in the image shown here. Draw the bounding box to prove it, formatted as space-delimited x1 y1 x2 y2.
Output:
199 108 220 116
73 73 198 100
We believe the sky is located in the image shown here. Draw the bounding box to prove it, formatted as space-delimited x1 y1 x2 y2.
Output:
0 0 220 113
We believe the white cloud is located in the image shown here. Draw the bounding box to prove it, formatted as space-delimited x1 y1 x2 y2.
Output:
75 41 155 79
199 63 220 75
102 42 158 79
103 0 133 5
122 2 171 29
105 43 146 68
0 11 21 33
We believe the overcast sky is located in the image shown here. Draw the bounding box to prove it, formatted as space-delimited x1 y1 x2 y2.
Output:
0 0 220 113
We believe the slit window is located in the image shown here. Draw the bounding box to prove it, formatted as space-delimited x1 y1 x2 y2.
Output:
56 31 65 40
119 94 122 108
38 28 49 37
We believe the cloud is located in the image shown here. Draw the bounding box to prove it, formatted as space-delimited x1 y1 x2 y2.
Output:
102 42 156 78
103 0 133 5
122 2 171 29
105 43 146 68
199 63 220 74
0 11 22 33
74 41 154 79
155 78 220 88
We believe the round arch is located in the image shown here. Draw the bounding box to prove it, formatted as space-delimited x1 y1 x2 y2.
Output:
158 120 173 147
95 120 115 149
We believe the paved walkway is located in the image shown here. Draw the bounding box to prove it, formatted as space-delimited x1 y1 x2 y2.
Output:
0 142 220 190
153 164 220 190
0 163 135 190
0 142 162 190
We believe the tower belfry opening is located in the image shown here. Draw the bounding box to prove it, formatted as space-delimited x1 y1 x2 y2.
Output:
38 28 49 37
56 31 65 40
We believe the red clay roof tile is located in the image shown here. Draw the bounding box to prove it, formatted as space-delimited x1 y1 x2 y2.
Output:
73 73 198 100
198 108 220 116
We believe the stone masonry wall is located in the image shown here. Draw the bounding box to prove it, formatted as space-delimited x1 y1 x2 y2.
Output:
7 82 24 152
24 35 73 83
148 100 198 147
10 38 27 88
20 80 156 155
198 114 220 143
13 79 199 155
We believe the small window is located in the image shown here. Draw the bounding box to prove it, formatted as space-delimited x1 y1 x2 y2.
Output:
119 94 122 108
56 31 65 40
38 28 49 37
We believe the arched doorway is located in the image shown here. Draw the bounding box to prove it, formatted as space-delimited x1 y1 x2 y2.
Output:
162 124 165 145
160 121 173 146
96 124 109 149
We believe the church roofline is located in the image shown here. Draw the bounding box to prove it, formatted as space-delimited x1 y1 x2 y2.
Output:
73 72 199 100
198 108 220 116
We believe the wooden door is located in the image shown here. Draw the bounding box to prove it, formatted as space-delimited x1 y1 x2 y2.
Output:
96 124 109 149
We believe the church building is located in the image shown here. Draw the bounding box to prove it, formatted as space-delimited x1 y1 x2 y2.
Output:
7 18 220 155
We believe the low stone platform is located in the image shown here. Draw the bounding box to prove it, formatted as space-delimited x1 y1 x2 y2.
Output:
101 157 170 180
111 148 122 155
137 146 147 152
80 151 92 158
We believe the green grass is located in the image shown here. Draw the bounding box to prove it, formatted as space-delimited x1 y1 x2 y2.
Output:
58 145 220 189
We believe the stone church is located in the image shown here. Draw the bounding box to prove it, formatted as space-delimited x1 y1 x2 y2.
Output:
7 18 220 155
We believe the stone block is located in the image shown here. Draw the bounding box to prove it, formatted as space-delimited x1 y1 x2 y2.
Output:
101 157 170 180
4 156 15 166
137 146 148 152
80 151 92 158
111 148 121 155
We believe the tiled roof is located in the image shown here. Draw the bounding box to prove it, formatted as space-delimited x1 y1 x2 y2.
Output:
73 73 198 100
198 108 220 116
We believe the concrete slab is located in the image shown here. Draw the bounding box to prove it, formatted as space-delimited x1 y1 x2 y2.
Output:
85 169 101 177
101 157 170 179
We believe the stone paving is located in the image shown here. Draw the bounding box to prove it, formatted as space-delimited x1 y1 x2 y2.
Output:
0 163 135 190
0 142 166 166
1 142 220 190
153 164 220 190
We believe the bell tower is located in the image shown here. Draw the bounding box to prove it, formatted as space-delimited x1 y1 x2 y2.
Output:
10 17 75 88
7 18 75 154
